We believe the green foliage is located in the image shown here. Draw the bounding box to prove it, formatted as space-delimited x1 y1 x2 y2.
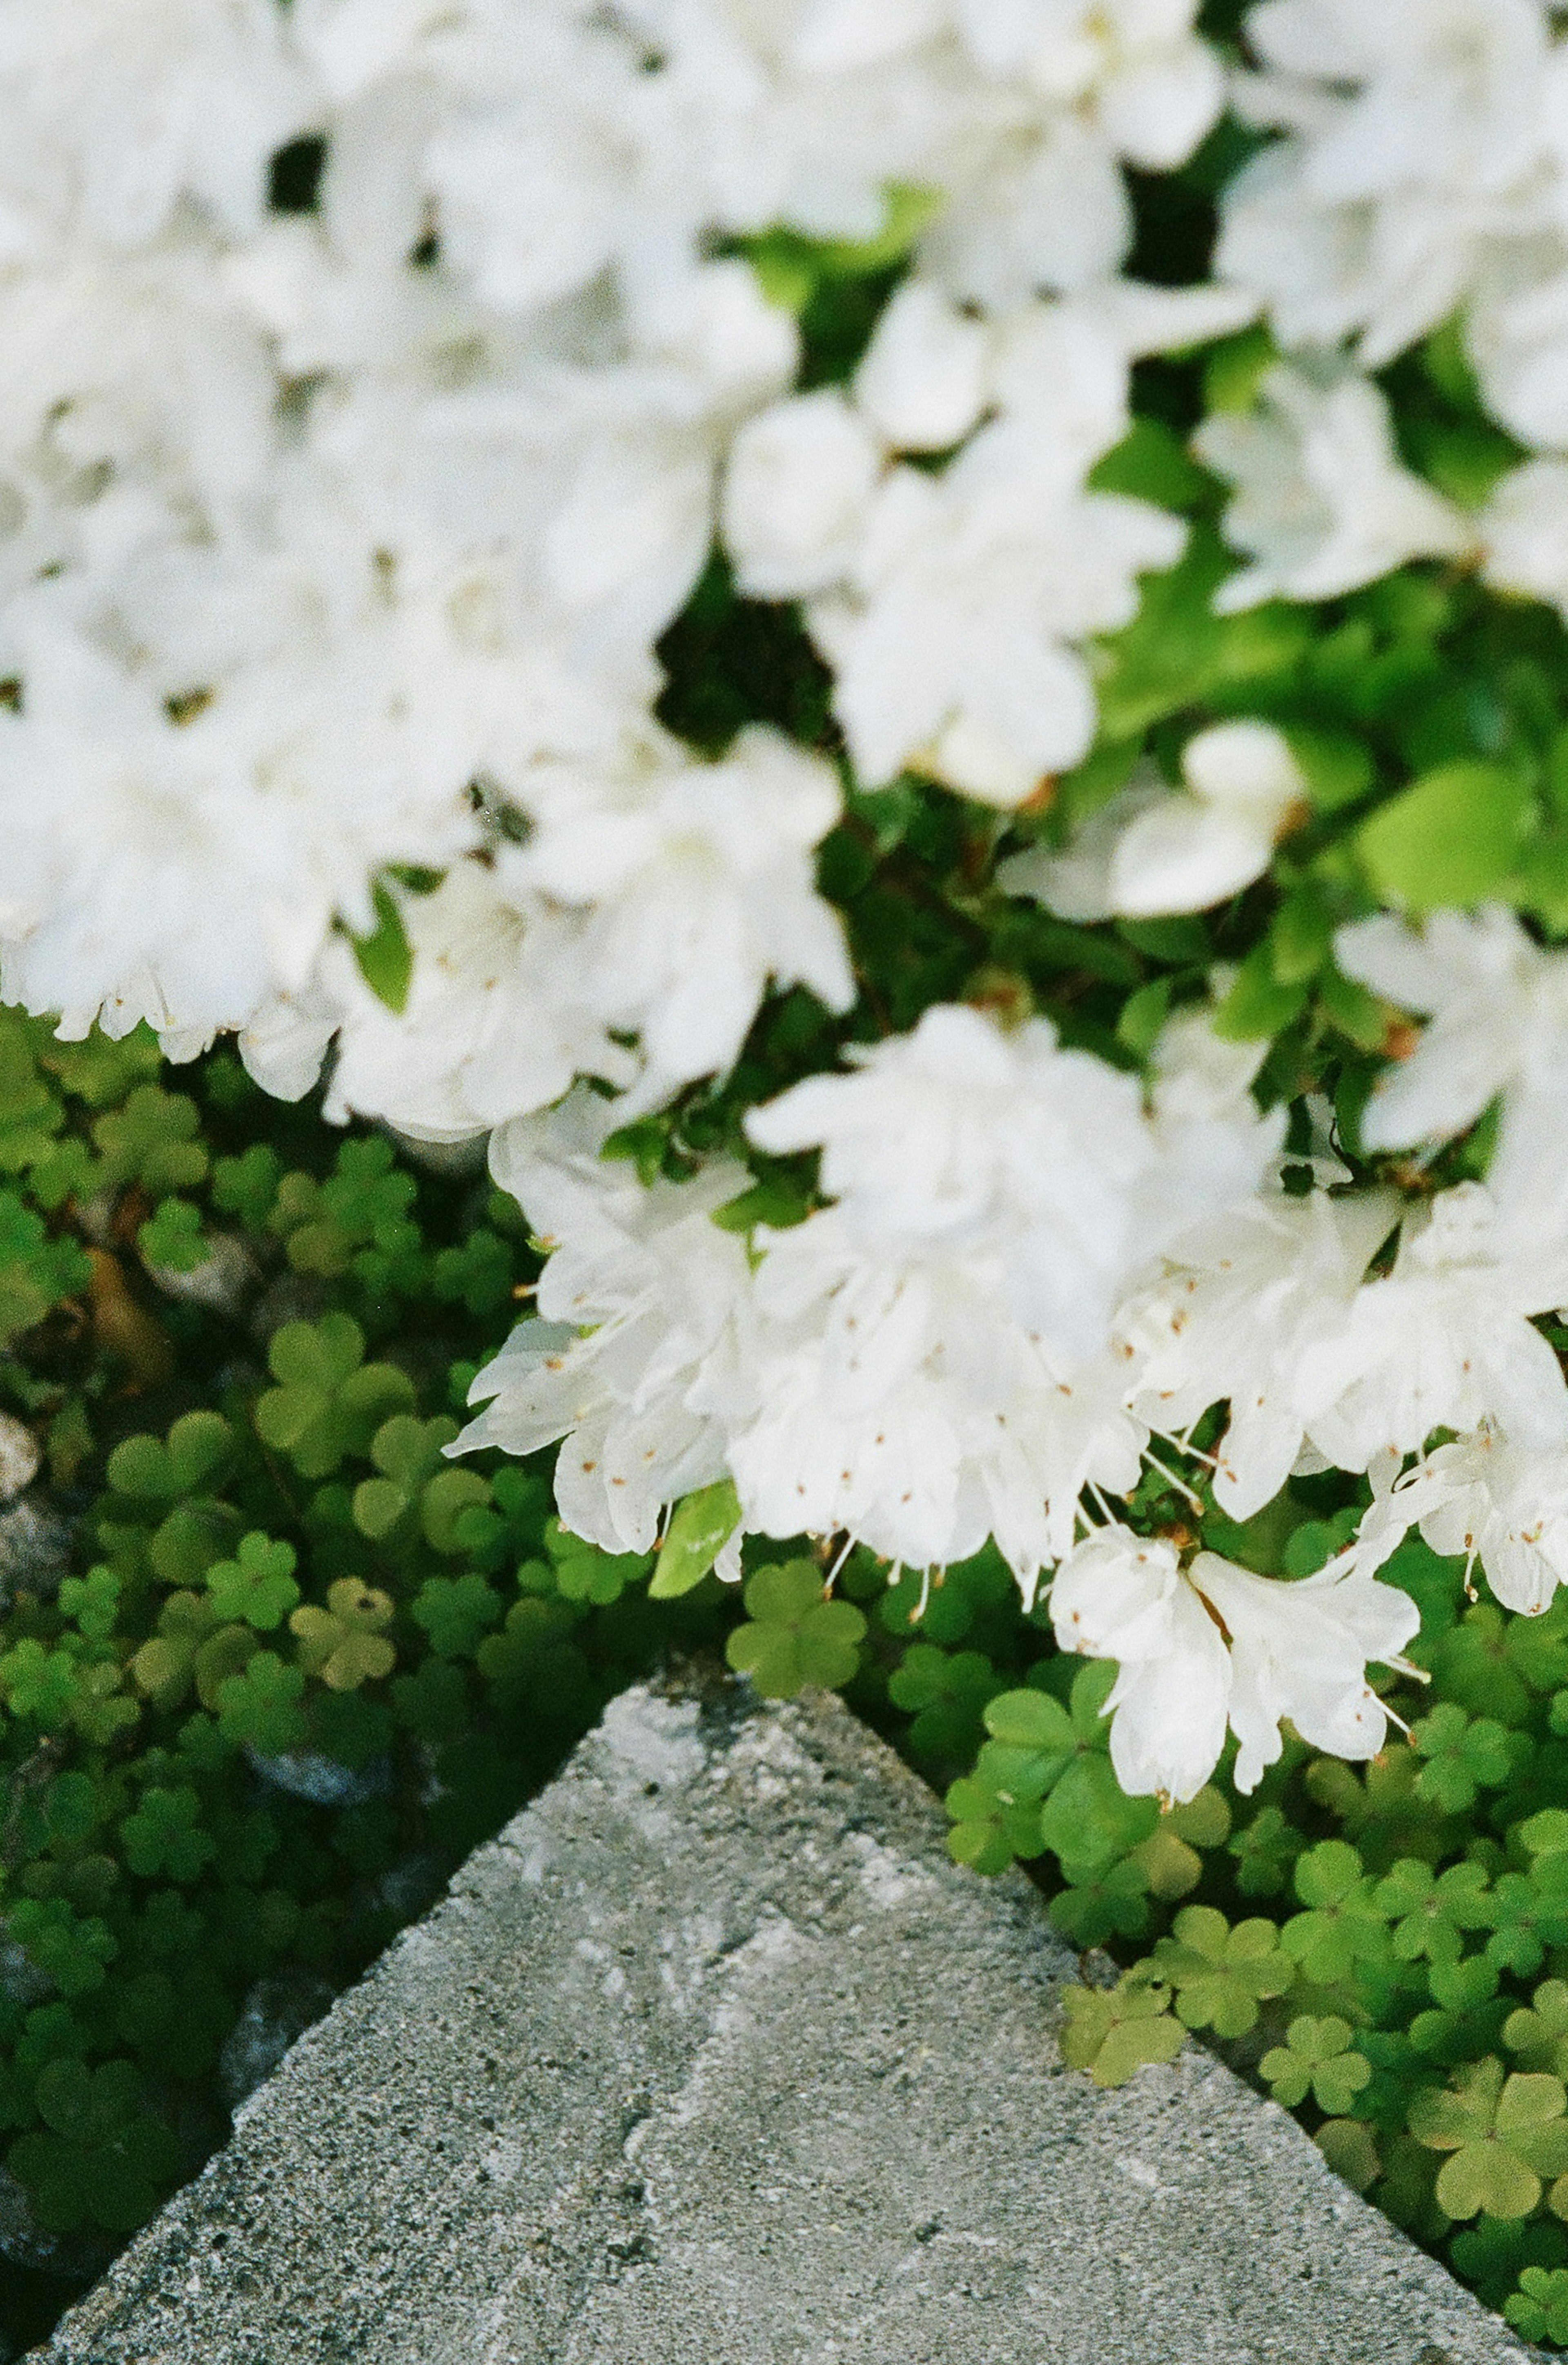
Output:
347 880 414 1015
725 1560 867 1697
1260 2016 1370 2114
1508 2265 1568 2344
1059 1975 1184 2088
650 1478 741 1598
1409 2060 1568 2221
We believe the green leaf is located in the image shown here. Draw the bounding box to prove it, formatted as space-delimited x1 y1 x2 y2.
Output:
135 1196 207 1273
1213 943 1309 1041
1316 2118 1381 2193
348 881 414 1014
205 1533 301 1633
1357 761 1535 913
290 1579 396 1691
118 1787 216 1885
1284 725 1374 813
214 1653 310 1754
725 1560 866 1698
1089 419 1210 510
411 1573 503 1660
650 1479 742 1598
1149 1905 1295 2039
1506 2265 1568 2345
1060 1977 1183 2087
1260 2015 1370 2113
1410 2059 1568 2220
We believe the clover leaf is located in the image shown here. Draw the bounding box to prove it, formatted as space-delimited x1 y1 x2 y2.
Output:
91 1085 208 1195
1409 2058 1568 2220
724 1560 866 1698
1412 1704 1518 1812
1149 1905 1296 2038
1227 1803 1304 1898
11 2057 177 2231
255 1316 415 1478
351 1413 459 1541
543 1519 651 1605
1261 2016 1372 2114
887 1644 1004 1767
1060 1975 1183 2088
412 1573 504 1661
105 1411 234 1506
1049 1856 1155 1947
1506 2265 1568 2345
1506 1980 1568 2077
1483 1864 1568 1977
7 1900 117 1998
135 1197 207 1274
1281 1841 1390 1984
290 1579 396 1691
1375 1857 1493 1966
118 1787 216 1885
214 1653 310 1754
1315 2117 1381 2193
205 1533 300 1632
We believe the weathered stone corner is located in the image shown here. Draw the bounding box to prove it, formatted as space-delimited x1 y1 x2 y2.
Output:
37 1676 1541 2363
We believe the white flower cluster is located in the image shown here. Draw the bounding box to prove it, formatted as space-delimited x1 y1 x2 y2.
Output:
459 943 1568 1801
17 0 1568 1808
0 0 1238 1098
1204 0 1568 625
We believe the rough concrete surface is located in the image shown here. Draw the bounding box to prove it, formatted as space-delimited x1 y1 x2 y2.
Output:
37 1676 1540 2365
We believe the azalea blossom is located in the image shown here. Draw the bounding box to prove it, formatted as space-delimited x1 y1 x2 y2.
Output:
453 1093 757 1561
1333 905 1568 1151
1050 1523 1421 1799
1296 1183 1568 1469
1193 363 1471 611
746 1000 1276 1366
1357 1422 1568 1618
1001 719 1310 921
1122 1186 1399 1519
501 725 855 1109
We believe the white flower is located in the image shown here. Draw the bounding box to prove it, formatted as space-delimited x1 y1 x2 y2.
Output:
811 419 1185 803
955 0 1223 167
852 278 993 451
1194 363 1471 611
800 282 1255 805
1123 1187 1398 1518
0 0 311 244
1143 1006 1287 1247
748 998 1279 1365
1296 1182 1568 1468
1007 720 1309 921
452 1093 757 1560
1465 237 1568 451
1333 904 1568 1151
1194 1548 1421 1792
1216 0 1559 376
1480 457 1568 618
1051 1522 1419 1799
304 865 638 1142
747 1002 1158 1361
728 1209 1147 1590
503 725 854 1105
722 389 885 600
1369 1424 1568 1616
0 627 330 1051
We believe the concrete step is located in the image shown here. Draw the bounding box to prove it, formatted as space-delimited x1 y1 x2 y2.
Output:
37 1677 1539 2364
